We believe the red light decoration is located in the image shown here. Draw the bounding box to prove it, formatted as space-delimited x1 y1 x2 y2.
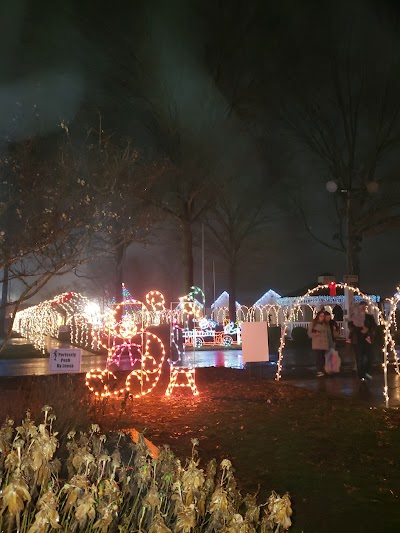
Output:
328 282 337 296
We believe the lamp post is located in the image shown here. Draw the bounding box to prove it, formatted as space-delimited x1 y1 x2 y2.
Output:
326 179 379 334
325 179 379 278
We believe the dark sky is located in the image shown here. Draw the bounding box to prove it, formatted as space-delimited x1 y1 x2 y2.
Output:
2 0 400 303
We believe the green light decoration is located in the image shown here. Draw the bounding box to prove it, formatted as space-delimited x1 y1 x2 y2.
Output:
189 286 205 307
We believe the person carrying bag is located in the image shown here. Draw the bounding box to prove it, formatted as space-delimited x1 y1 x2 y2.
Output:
324 347 341 374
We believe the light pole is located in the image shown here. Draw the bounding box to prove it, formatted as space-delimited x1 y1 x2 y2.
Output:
326 179 379 334
325 179 379 278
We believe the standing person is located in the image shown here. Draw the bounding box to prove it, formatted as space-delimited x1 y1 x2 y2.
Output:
349 301 377 382
324 311 339 345
308 310 333 377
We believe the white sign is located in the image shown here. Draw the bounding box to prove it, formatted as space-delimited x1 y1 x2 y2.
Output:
241 322 269 363
49 348 82 373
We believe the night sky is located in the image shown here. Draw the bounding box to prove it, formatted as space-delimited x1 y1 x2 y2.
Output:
2 0 400 304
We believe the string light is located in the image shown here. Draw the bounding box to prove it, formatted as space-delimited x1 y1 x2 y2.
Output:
274 283 394 405
165 367 199 396
14 292 92 352
382 288 400 407
17 283 400 406
145 290 166 312
87 288 200 398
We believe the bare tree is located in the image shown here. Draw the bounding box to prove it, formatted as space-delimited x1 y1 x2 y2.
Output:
283 32 400 278
205 176 273 322
0 137 98 346
60 126 164 302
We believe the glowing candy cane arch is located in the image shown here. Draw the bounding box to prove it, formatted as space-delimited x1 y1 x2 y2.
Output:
275 284 395 406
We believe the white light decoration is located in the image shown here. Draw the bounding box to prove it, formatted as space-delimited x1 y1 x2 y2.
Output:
274 283 398 406
14 292 93 353
382 288 400 406
84 302 101 321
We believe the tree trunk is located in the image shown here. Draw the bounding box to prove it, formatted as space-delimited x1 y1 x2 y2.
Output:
0 265 9 337
182 221 194 294
115 243 126 303
114 242 126 322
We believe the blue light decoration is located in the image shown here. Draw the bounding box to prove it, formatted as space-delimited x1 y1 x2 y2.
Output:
122 283 132 301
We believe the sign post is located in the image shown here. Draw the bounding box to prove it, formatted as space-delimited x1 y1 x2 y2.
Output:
241 322 269 363
49 348 82 373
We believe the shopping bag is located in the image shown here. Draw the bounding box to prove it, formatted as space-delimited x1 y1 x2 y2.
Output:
325 349 341 374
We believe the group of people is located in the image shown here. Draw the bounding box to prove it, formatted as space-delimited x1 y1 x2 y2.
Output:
307 301 377 381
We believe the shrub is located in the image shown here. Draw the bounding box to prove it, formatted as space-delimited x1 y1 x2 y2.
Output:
291 326 310 346
0 408 293 532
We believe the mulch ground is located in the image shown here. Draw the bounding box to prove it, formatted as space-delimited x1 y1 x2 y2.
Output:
1 367 400 532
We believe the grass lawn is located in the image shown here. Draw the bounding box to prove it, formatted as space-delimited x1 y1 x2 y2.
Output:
1 367 400 532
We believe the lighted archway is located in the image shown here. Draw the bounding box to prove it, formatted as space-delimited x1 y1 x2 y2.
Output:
275 284 394 407
383 288 400 394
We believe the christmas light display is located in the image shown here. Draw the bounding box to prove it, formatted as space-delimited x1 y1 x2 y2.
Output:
382 288 400 406
274 283 399 406
86 293 168 397
146 290 166 312
165 366 199 396
188 286 205 307
14 292 93 352
87 288 200 398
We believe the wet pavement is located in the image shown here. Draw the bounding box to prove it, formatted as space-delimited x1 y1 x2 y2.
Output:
1 341 400 407
177 348 400 407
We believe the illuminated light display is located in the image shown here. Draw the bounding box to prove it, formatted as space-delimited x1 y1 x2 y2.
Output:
86 288 200 398
274 283 397 406
188 286 205 307
328 281 337 296
85 369 121 397
14 292 93 353
125 332 167 397
165 366 199 396
145 290 166 312
87 293 167 398
382 288 400 406
122 283 132 301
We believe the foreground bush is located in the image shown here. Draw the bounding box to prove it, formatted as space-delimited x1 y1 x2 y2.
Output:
0 407 292 532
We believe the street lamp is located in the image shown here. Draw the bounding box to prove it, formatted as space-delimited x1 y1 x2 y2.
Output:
325 179 379 277
326 179 379 335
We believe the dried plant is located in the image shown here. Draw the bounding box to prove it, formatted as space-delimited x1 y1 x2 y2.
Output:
0 408 292 532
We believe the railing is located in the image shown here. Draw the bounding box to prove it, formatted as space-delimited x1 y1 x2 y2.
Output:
286 321 345 338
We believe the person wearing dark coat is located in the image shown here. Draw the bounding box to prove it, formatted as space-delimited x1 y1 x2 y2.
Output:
349 301 377 381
